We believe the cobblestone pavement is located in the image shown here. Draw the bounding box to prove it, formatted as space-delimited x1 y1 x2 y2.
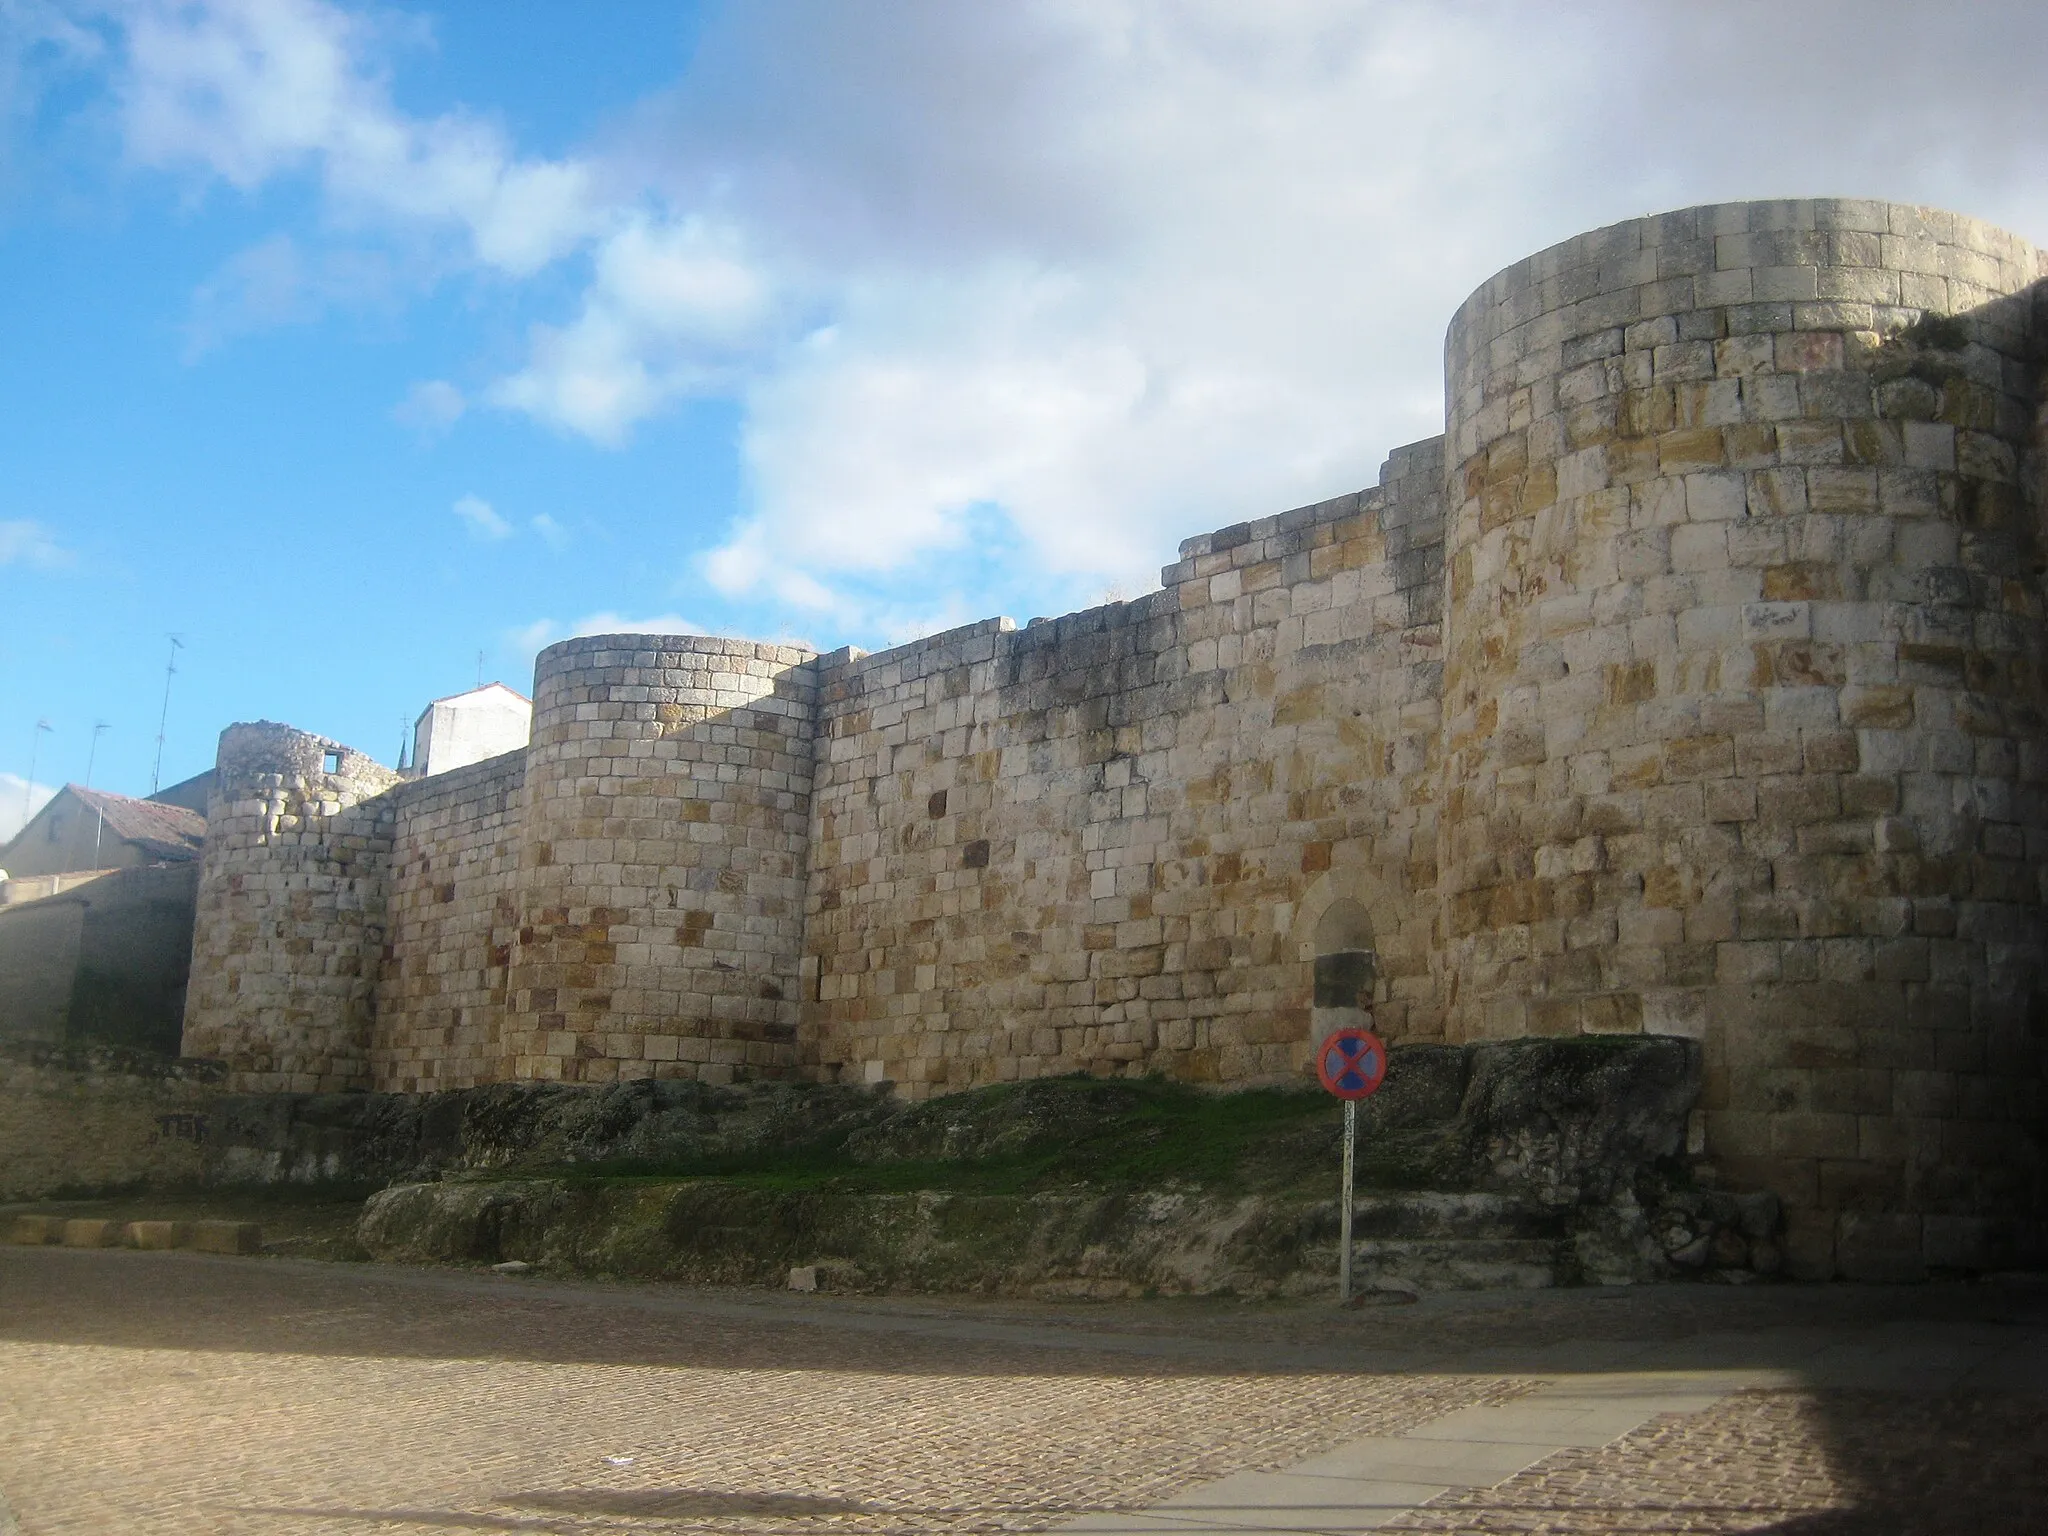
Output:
1 1249 2044 1535
1385 1389 2048 1534
0 1249 1529 1535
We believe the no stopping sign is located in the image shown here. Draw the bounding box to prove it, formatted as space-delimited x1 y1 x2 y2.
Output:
1316 1027 1386 1099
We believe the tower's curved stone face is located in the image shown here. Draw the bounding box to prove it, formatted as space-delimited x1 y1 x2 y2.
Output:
1440 200 2048 1256
182 722 400 1092
504 635 817 1083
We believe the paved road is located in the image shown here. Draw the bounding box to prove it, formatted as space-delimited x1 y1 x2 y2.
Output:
0 1248 2043 1533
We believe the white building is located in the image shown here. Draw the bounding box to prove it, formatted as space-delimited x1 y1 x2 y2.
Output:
410 683 532 777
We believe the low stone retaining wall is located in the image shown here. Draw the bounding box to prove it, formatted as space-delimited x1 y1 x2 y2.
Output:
355 1176 1779 1296
0 1043 226 1199
20 1034 1988 1285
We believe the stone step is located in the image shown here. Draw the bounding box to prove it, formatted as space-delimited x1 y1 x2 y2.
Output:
1350 1236 1567 1292
1346 1191 1569 1242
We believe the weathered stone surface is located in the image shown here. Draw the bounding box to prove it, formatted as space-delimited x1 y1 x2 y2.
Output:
356 1178 1581 1296
177 199 2048 1281
188 1220 262 1255
349 1038 1720 1294
167 1039 1697 1208
0 1041 225 1201
181 725 399 1095
127 1220 192 1250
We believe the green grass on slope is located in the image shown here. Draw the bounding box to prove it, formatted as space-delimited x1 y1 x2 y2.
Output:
546 1076 1348 1197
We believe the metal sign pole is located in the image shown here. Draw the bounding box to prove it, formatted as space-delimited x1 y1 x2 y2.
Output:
1339 1097 1356 1304
1316 1021 1384 1309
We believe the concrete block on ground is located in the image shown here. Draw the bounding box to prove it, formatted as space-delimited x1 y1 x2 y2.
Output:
60 1218 125 1248
189 1220 263 1255
127 1220 194 1251
6 1215 64 1245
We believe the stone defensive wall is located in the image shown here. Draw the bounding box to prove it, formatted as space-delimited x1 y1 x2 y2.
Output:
805 437 1446 1089
178 199 2048 1279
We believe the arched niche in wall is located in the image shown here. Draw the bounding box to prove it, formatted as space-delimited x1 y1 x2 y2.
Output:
1310 896 1376 1041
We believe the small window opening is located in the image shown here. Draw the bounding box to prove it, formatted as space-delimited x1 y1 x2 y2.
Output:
1314 950 1376 1009
321 750 342 774
1311 898 1377 1024
47 815 63 842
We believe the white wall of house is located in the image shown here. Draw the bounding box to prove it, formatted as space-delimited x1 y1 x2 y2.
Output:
412 683 532 777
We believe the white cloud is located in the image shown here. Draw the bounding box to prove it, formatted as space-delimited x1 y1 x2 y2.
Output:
650 0 2048 611
451 496 571 548
0 773 57 846
508 611 709 656
486 213 774 443
393 378 466 434
0 518 71 569
680 1 1591 601
183 231 398 353
119 0 600 280
503 618 559 656
0 1 103 170
451 493 510 541
81 0 2048 634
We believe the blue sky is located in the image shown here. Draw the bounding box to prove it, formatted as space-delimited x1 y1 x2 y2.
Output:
6 0 2048 833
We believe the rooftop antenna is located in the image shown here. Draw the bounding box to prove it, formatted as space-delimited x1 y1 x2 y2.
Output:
151 635 183 795
84 721 109 790
87 723 109 869
476 650 484 690
23 718 51 834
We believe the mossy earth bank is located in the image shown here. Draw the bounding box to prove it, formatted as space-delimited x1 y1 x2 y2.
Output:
10 1038 1780 1293
352 1038 1778 1295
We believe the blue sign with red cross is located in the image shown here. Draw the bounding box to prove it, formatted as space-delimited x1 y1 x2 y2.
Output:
1316 1027 1386 1099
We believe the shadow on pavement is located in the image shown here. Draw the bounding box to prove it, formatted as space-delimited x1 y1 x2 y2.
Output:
1390 1388 2048 1534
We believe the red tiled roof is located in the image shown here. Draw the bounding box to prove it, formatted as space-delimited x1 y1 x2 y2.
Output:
67 786 206 862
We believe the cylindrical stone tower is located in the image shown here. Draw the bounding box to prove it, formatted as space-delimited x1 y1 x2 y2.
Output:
182 722 400 1091
1440 199 2048 1277
504 634 818 1083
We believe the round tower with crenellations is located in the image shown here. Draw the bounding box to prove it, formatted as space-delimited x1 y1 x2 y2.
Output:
503 634 818 1084
1439 199 2048 1277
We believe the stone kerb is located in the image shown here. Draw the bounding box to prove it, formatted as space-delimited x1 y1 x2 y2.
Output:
182 722 401 1092
1439 198 2048 1276
506 634 819 1084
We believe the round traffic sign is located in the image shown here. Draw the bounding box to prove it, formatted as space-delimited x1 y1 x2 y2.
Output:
1316 1027 1386 1099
